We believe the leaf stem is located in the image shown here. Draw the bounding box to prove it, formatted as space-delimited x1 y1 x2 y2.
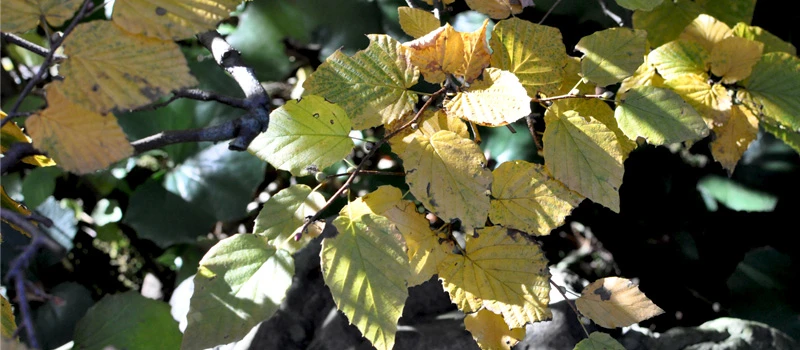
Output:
297 87 447 235
549 278 590 339
325 170 406 179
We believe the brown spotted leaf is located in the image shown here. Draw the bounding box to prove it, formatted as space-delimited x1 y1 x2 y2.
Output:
113 0 245 40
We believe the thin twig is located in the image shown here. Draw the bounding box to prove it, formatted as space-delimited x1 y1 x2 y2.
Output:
539 0 564 25
326 170 406 179
4 0 94 125
131 119 243 154
533 93 606 103
550 279 590 339
297 87 447 235
126 88 248 113
0 32 68 62
0 143 46 175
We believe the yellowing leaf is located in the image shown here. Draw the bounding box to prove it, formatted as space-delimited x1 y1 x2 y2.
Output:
489 160 583 236
248 95 355 176
438 226 551 327
322 213 410 350
1 294 16 338
743 52 800 132
543 108 624 212
575 277 664 329
709 36 763 84
253 185 325 253
761 119 800 156
732 23 797 56
389 109 469 157
549 98 636 156
632 0 702 48
615 0 663 11
1 119 56 167
59 21 197 114
304 34 419 130
561 56 597 95
422 0 456 4
26 84 133 174
618 54 665 99
695 0 756 28
648 40 709 81
355 185 449 286
403 21 491 84
403 130 492 231
445 68 531 126
464 309 526 350
398 7 440 39
663 74 731 128
112 0 243 40
575 28 648 87
491 18 567 97
0 0 81 33
574 332 626 350
615 86 709 145
711 105 759 174
464 0 523 19
678 14 733 53
1 185 32 231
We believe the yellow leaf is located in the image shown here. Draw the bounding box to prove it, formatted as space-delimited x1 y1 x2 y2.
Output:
422 0 456 4
112 0 244 40
632 0 702 48
59 21 197 114
26 84 133 174
444 68 531 126
490 18 567 97
253 184 326 253
543 108 625 212
710 105 759 174
489 160 583 236
618 54 665 99
575 28 648 87
549 98 636 157
0 295 15 339
648 40 710 81
0 0 81 33
560 56 596 95
1 186 32 238
438 226 551 327
464 309 526 350
388 109 469 157
322 213 410 350
678 14 733 53
464 0 523 19
576 277 664 329
732 23 797 56
403 130 492 232
403 21 491 84
353 185 450 286
0 117 56 167
664 74 731 128
709 36 763 84
398 7 440 39
304 35 419 129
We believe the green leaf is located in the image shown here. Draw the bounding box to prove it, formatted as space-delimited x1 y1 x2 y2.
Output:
304 35 419 130
253 184 326 253
489 160 583 236
695 0 756 27
36 197 78 251
444 68 532 126
1 295 15 339
31 282 94 350
615 86 709 145
762 120 800 156
21 167 62 209
183 234 294 350
614 0 663 11
124 180 215 248
575 28 647 87
403 130 492 231
573 332 625 350
743 52 800 132
632 0 703 48
697 175 778 212
543 108 625 212
438 226 551 327
732 23 797 56
74 291 181 350
248 95 355 176
164 142 266 222
490 17 568 97
648 40 710 81
322 213 410 350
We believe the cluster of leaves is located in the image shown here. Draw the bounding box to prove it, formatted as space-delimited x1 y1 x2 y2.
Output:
2 0 799 349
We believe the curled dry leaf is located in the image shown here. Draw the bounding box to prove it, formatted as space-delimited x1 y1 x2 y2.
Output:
575 277 665 329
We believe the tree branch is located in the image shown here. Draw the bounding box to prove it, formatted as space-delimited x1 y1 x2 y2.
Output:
297 87 447 236
131 119 241 154
0 32 68 62
0 142 47 175
197 31 270 151
3 0 94 126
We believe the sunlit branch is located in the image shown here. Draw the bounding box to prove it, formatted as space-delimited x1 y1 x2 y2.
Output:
297 87 448 236
0 32 68 62
532 93 608 103
3 0 94 126
127 88 248 113
131 118 244 154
